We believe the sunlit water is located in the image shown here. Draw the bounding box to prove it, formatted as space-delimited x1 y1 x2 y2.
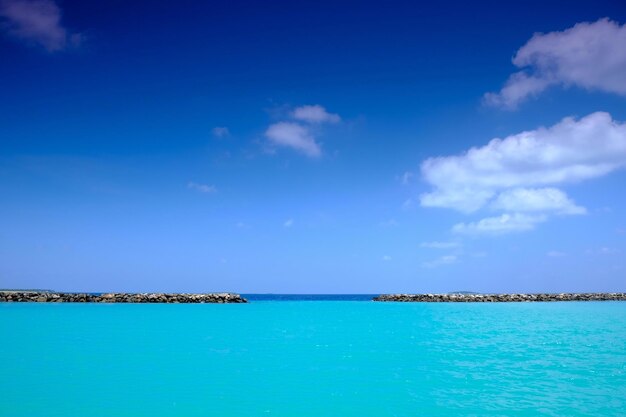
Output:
1 300 625 416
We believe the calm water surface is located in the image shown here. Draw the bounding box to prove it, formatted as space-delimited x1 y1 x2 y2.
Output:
1 301 625 416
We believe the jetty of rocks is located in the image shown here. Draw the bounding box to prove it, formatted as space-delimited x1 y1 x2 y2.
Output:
373 293 626 302
0 291 247 303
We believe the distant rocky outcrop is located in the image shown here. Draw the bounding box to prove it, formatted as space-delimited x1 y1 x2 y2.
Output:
373 293 626 302
0 292 247 303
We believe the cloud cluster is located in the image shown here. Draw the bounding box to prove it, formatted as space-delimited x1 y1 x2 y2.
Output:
265 105 340 157
0 0 82 52
485 18 626 108
420 112 626 235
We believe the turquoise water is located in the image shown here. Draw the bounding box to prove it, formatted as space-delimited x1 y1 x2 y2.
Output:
1 301 626 416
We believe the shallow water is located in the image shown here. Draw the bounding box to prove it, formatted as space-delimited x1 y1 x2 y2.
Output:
1 301 625 416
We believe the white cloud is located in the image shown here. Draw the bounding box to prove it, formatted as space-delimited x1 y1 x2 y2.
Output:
421 112 626 213
401 171 414 185
283 218 294 228
264 104 341 157
421 188 494 214
265 122 321 157
420 241 461 249
0 0 82 52
452 213 546 236
212 127 230 138
422 255 457 268
292 105 340 124
490 188 586 215
547 250 566 257
188 182 217 193
485 18 626 108
382 255 392 261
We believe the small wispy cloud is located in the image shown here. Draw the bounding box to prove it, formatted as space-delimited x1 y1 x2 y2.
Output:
292 105 340 124
400 171 414 185
212 127 230 138
547 250 566 257
422 255 458 268
187 182 217 194
382 255 392 262
265 122 321 158
420 241 461 249
585 247 620 256
452 213 546 236
379 219 398 227
401 198 414 211
0 0 83 52
283 218 294 228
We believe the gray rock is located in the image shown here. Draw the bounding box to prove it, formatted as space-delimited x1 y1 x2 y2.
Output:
0 291 248 303
372 293 626 302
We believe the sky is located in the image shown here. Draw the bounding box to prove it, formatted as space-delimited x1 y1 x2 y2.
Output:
1 0 626 293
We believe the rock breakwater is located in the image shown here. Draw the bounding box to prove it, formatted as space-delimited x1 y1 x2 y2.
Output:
0 292 247 303
373 293 626 302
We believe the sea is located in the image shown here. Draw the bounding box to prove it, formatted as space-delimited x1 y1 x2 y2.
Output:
1 295 625 416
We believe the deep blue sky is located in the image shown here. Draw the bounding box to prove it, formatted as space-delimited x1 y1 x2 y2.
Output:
1 0 625 293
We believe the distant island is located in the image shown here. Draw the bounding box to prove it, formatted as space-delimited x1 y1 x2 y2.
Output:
447 291 480 295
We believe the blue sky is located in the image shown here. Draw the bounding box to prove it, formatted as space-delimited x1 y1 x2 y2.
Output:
1 0 625 293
